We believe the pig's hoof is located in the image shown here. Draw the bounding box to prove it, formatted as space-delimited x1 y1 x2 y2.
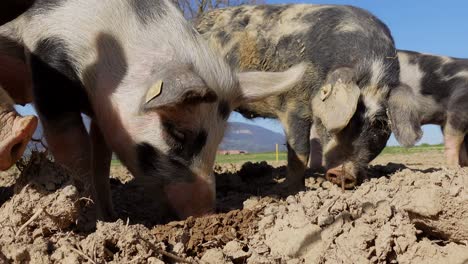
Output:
0 114 38 170
325 168 357 190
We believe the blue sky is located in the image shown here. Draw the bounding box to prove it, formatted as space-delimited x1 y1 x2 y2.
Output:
16 1 468 146
230 0 468 145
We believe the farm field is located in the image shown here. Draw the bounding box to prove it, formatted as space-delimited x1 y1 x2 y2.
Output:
0 146 466 263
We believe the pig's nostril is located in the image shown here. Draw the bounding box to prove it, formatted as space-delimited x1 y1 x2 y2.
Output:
344 176 356 186
325 171 340 183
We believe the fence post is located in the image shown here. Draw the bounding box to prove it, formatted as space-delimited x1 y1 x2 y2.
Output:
276 144 279 162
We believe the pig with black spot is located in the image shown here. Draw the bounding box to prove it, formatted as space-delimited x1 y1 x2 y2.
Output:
1 0 305 220
197 4 400 190
388 50 468 167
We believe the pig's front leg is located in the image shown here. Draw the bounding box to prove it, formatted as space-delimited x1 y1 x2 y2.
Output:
308 122 323 171
281 111 311 192
90 120 114 220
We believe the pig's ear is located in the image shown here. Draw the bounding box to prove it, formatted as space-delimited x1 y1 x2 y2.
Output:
387 84 422 147
312 78 360 134
144 71 217 110
233 63 306 106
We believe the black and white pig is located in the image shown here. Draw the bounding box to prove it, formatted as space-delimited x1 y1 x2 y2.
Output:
1 0 305 219
388 50 468 166
196 4 400 189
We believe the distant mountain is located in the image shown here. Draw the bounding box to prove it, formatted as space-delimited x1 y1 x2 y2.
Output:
220 122 287 153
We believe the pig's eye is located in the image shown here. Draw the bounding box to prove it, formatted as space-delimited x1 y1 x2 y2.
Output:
171 128 186 142
163 122 187 143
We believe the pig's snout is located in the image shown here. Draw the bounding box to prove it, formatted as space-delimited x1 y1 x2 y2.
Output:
325 166 357 189
164 174 215 219
0 114 38 170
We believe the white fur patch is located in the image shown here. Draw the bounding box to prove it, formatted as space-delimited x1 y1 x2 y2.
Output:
361 59 390 119
336 21 365 34
398 52 425 94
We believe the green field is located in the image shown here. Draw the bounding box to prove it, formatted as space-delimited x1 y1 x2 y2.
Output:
215 144 444 164
110 144 444 165
380 143 444 155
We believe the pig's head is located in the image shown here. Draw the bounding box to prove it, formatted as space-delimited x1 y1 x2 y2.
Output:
312 67 392 188
110 59 305 219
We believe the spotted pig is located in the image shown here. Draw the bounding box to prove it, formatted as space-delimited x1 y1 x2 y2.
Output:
2 0 305 220
389 50 468 166
196 4 400 189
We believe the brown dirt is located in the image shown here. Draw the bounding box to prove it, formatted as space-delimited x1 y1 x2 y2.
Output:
0 149 467 263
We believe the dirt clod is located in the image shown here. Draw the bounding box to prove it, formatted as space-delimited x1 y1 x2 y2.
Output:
0 150 466 263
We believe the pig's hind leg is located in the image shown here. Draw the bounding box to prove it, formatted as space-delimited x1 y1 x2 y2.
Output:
444 94 468 167
459 135 468 167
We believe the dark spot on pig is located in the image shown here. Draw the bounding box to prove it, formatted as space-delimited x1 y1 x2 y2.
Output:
28 0 67 16
242 15 250 27
230 7 244 19
31 37 91 121
254 5 266 12
218 100 230 120
442 60 468 77
192 130 208 155
263 5 289 18
216 30 231 46
136 142 193 183
136 142 161 176
131 0 166 25
447 92 468 132
225 44 240 68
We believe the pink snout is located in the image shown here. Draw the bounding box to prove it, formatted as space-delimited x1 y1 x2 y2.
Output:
325 166 357 189
164 175 215 219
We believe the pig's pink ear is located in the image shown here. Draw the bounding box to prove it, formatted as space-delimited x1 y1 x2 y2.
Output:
387 84 422 147
143 70 217 110
233 63 306 107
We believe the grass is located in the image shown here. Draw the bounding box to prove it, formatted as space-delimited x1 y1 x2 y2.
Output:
381 143 444 155
216 151 287 163
110 144 445 165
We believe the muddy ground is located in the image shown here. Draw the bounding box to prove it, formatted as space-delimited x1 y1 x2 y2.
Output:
0 149 466 263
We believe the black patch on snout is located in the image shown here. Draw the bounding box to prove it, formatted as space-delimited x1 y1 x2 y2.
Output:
136 142 161 175
131 0 166 25
163 121 208 163
136 142 194 183
218 100 230 120
31 37 91 122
